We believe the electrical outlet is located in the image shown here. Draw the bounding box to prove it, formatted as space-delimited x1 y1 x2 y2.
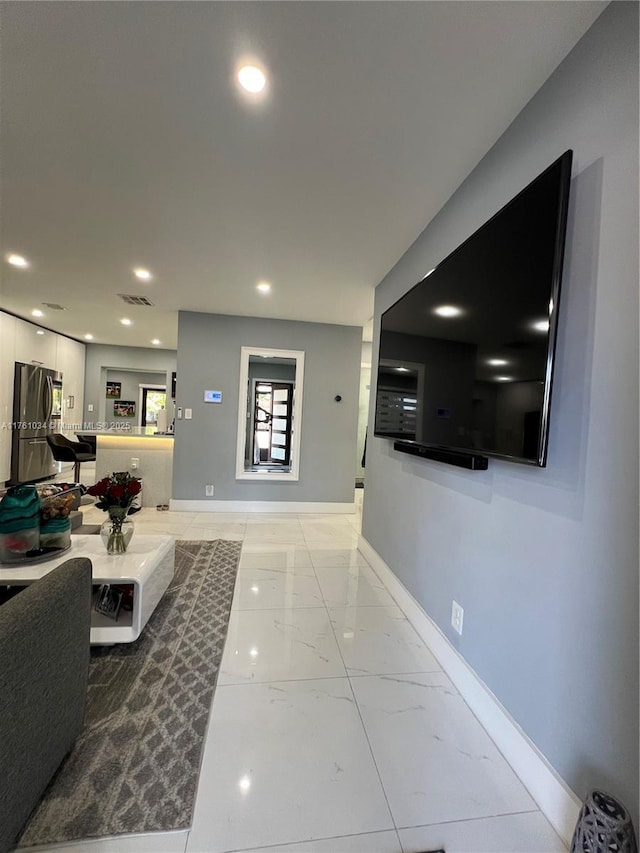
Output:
205 484 214 496
451 600 464 636
131 457 139 470
87 403 94 412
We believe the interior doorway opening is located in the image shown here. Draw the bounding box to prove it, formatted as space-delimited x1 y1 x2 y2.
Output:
140 386 167 427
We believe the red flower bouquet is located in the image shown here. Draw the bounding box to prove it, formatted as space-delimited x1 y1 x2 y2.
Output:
87 472 142 554
87 471 142 512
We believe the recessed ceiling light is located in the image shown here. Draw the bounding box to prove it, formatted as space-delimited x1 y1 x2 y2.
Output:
133 267 152 281
256 281 271 294
495 376 513 382
84 333 94 341
7 253 29 268
36 330 45 336
31 309 44 318
487 358 508 366
433 304 462 318
151 338 161 345
396 367 409 372
532 320 549 333
238 65 266 94
120 318 132 326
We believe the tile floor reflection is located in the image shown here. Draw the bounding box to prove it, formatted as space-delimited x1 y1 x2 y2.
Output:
40 467 566 853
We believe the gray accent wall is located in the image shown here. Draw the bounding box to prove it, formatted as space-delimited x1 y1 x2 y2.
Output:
362 3 638 822
173 312 361 503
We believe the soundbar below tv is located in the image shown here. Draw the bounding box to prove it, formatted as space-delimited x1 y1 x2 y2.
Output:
394 440 488 470
374 150 573 468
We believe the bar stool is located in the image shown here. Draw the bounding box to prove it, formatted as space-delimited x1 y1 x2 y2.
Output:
46 434 96 483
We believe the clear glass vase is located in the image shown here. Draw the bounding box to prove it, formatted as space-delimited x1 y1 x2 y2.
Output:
100 507 134 554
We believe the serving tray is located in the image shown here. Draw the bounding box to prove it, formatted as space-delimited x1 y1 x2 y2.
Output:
0 541 72 568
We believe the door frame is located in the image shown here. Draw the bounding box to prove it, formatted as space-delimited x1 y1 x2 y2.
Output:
137 384 167 427
235 346 305 482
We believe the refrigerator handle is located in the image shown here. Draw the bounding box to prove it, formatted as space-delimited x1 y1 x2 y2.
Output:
44 375 54 425
15 363 27 421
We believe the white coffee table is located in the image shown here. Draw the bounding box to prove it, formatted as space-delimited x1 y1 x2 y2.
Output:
0 535 175 644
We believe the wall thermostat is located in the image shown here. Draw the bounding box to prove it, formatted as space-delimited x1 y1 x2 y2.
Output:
204 390 223 403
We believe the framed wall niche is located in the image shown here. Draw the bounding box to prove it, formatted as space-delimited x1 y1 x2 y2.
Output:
235 347 305 481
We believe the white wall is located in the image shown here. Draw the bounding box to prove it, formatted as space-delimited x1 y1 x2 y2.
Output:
363 3 638 822
55 335 86 439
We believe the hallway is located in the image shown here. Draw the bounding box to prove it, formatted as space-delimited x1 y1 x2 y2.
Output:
50 486 568 853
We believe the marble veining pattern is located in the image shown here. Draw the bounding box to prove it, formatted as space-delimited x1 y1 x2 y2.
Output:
314 563 397 608
218 607 347 684
231 569 325 610
349 673 536 827
186 679 394 853
398 811 568 852
329 604 443 676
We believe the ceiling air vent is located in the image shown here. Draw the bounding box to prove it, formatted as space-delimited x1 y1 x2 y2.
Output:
42 302 67 311
118 294 155 306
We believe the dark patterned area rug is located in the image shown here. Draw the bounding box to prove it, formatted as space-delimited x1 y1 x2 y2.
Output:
19 539 241 848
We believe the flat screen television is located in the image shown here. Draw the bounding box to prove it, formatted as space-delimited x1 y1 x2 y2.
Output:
374 150 573 467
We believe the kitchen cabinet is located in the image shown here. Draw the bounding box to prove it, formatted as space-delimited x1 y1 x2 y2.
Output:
55 336 86 437
0 313 17 482
0 311 86 483
14 321 57 368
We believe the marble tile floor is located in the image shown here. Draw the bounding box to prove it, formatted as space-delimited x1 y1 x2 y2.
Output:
34 470 566 853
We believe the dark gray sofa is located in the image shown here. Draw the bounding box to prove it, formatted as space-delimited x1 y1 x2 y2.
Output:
0 558 92 853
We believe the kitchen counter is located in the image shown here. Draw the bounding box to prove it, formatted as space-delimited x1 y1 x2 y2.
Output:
77 427 174 438
78 430 174 507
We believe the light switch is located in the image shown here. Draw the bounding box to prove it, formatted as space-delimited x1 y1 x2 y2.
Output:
88 403 94 412
185 408 193 420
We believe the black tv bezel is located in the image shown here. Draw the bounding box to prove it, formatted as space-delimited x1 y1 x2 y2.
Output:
374 149 573 468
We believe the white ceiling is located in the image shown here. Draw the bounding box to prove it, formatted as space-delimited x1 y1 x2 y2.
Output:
0 1 606 350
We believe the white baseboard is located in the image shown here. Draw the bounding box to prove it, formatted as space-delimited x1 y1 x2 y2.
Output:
357 533 582 847
170 499 356 514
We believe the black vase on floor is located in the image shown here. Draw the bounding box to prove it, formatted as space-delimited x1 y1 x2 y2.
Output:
571 790 637 853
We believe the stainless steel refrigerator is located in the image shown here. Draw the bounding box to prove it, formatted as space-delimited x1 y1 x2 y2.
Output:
10 362 63 484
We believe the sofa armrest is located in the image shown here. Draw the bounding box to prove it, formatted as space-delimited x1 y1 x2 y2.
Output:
0 557 92 853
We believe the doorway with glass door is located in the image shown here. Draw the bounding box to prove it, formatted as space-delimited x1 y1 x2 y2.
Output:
140 386 167 428
251 380 293 471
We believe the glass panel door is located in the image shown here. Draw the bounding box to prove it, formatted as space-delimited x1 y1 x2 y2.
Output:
141 388 167 427
252 382 293 467
270 386 292 463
